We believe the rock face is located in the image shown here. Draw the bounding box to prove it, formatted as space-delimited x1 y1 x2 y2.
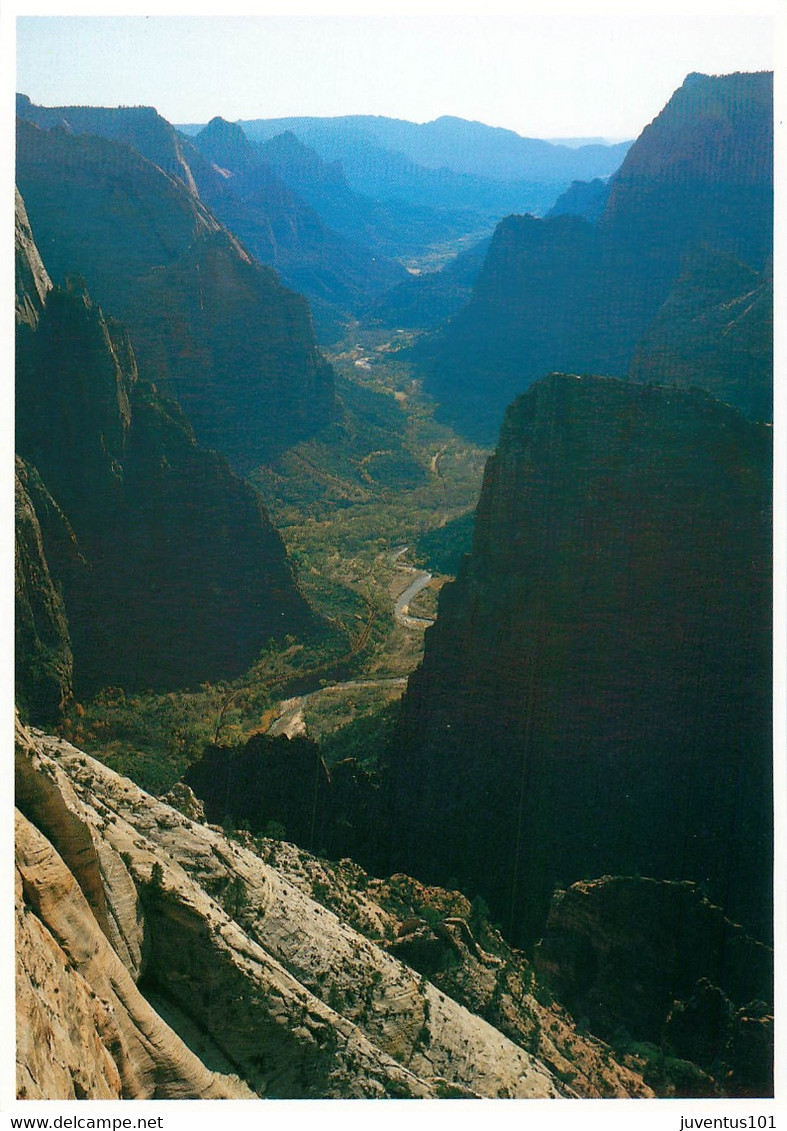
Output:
16 113 335 471
15 717 576 1100
628 250 772 423
183 734 384 865
15 188 314 702
15 719 252 1100
424 71 772 443
534 877 773 1096
386 375 772 952
15 185 51 326
15 458 75 723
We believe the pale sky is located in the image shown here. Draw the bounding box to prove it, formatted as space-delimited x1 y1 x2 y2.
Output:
12 5 776 140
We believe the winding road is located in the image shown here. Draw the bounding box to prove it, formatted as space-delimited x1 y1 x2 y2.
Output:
391 545 435 629
266 678 408 739
265 547 436 738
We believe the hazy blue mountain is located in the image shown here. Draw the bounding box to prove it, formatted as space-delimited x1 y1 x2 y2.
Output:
247 119 556 220
179 112 631 268
190 116 407 337
238 113 630 183
420 71 773 443
258 130 473 260
547 177 610 221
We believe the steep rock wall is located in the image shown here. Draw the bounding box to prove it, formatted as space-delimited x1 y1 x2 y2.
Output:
16 118 335 471
15 188 315 699
387 375 772 950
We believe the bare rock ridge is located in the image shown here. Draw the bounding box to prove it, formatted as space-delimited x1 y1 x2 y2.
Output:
15 111 336 472
15 187 314 703
14 185 51 326
423 71 773 442
15 719 253 1100
387 374 772 957
15 717 586 1100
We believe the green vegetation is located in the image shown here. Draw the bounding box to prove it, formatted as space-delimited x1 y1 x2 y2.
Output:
416 510 475 574
253 344 486 601
57 335 487 797
611 1033 717 1098
317 700 401 769
58 633 348 794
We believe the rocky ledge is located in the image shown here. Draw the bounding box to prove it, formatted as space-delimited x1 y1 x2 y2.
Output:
15 716 588 1100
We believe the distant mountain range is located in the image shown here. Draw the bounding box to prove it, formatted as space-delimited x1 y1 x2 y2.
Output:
16 96 634 346
419 71 773 442
229 113 630 186
14 69 774 1102
225 114 629 233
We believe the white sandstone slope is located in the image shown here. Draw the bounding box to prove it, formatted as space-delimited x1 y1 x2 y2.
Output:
15 717 567 1100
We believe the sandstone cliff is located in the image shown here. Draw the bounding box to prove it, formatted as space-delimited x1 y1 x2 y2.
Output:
15 458 75 724
15 185 50 327
387 375 772 957
423 71 772 441
16 116 335 472
15 187 315 702
15 717 583 1100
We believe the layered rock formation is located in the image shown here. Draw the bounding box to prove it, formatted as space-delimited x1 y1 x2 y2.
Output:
386 375 772 953
423 71 773 442
15 188 314 702
15 717 587 1100
16 113 335 471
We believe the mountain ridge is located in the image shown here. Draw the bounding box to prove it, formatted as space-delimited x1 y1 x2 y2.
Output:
15 187 316 703
420 70 772 442
16 114 337 470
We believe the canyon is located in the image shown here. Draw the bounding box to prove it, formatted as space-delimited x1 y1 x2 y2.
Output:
13 68 774 1102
